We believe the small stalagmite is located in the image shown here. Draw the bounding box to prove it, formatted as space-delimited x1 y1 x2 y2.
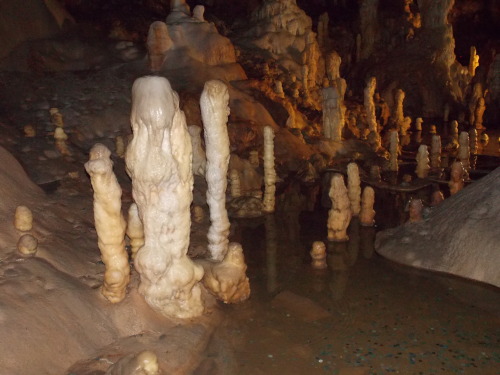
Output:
327 174 352 242
347 162 361 216
263 126 277 213
146 21 172 72
14 205 33 232
458 131 471 171
430 134 442 168
415 144 430 179
360 186 376 226
448 160 465 195
85 143 130 303
408 198 424 223
310 241 327 270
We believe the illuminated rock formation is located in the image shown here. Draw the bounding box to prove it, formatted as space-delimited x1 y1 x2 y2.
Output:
85 144 130 303
126 76 204 318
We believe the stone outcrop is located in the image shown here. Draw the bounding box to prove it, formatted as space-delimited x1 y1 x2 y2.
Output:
376 167 500 288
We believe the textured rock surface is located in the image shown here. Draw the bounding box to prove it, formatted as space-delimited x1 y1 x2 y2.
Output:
376 167 500 287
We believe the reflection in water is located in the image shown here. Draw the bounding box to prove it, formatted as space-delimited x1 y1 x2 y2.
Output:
227 207 499 375
265 214 278 294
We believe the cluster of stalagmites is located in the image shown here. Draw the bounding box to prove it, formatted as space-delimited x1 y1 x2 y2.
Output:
86 77 250 319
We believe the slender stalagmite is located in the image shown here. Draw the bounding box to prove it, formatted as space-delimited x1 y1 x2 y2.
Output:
201 80 231 261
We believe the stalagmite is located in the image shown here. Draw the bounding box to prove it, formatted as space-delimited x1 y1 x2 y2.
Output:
393 89 405 130
54 127 71 155
415 117 423 131
450 120 458 135
201 80 231 261
310 241 327 270
14 205 33 232
364 76 377 132
388 130 399 172
17 234 38 256
347 162 361 216
263 126 277 213
193 5 205 21
126 76 204 318
192 205 204 224
198 242 250 304
415 144 430 179
325 51 341 83
473 97 486 130
229 169 241 199
469 46 479 77
360 186 376 226
317 12 329 50
359 0 378 59
146 21 172 72
126 203 144 260
188 125 207 176
448 160 465 195
430 134 442 168
327 174 352 242
322 85 344 141
85 143 130 304
115 135 126 158
458 131 470 172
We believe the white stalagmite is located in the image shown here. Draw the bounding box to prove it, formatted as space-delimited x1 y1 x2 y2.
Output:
327 174 352 242
388 130 399 172
263 125 277 213
201 80 231 261
188 125 207 176
347 162 361 216
430 134 442 168
360 186 376 226
85 143 130 303
126 76 204 319
14 205 33 232
364 76 377 132
126 203 144 260
415 144 430 178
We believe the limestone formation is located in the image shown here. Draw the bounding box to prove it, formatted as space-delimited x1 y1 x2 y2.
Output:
14 205 33 232
360 186 376 227
327 174 352 242
458 131 470 172
448 160 465 195
202 80 231 261
430 135 442 169
364 77 377 132
408 198 423 223
376 167 500 288
198 242 250 304
392 89 405 130
146 21 172 72
263 126 277 213
468 46 479 77
105 350 160 375
359 0 378 60
322 84 345 141
126 203 144 260
17 234 38 256
85 143 130 303
310 241 327 270
415 117 423 131
188 125 207 177
126 76 204 318
229 169 241 199
415 145 430 179
347 162 361 216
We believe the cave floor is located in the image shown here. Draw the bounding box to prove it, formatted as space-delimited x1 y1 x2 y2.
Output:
219 212 500 375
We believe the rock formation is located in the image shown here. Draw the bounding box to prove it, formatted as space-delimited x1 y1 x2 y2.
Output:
376 167 500 288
